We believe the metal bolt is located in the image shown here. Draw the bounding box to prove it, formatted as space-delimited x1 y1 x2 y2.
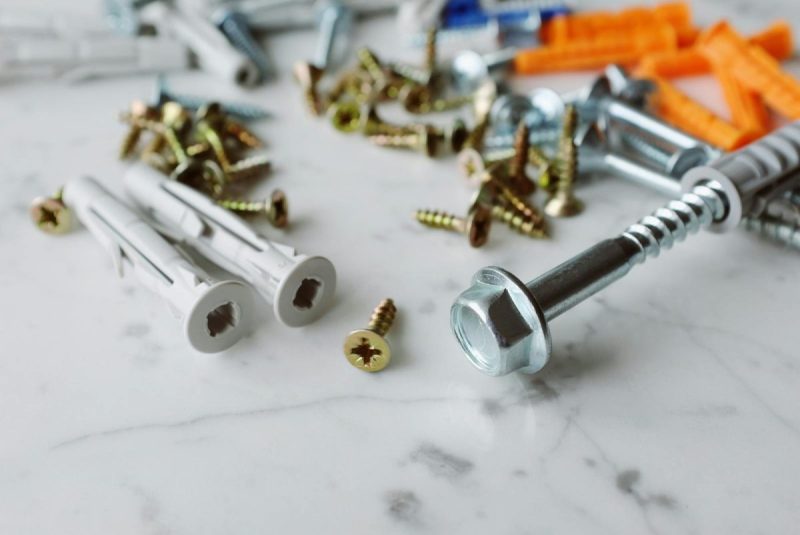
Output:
152 75 271 122
30 188 71 234
584 75 717 155
545 104 583 217
344 298 397 372
214 8 273 82
313 0 352 70
451 181 728 376
218 189 288 228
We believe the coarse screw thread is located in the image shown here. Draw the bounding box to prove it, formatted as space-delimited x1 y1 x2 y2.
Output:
216 9 271 81
415 209 463 231
621 183 725 263
496 182 548 234
425 27 437 73
367 298 397 337
743 215 800 251
491 205 547 238
546 104 583 217
217 189 287 227
509 120 529 180
357 47 387 88
226 154 272 181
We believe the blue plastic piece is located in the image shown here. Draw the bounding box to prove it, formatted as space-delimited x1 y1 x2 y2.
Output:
441 0 570 29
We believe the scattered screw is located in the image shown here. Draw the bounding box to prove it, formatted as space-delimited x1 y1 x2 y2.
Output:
30 188 71 235
415 207 492 247
218 189 288 228
313 0 352 70
213 8 273 82
545 104 583 217
119 100 159 159
368 126 439 157
294 61 326 116
344 298 397 372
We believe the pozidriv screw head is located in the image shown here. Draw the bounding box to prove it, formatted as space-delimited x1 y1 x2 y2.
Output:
30 195 71 234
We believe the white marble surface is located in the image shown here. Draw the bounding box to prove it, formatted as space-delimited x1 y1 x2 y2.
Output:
2 1 800 533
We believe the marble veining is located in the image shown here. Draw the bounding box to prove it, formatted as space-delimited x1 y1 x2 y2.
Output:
1 0 799 533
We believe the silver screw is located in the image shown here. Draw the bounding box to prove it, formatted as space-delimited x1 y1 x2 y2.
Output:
583 75 719 156
743 215 800 250
450 47 517 95
152 75 271 121
451 181 727 376
313 0 352 70
214 8 273 82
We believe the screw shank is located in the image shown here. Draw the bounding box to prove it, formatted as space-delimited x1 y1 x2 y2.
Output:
526 237 639 321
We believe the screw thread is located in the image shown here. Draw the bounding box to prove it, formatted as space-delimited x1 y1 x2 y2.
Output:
463 116 490 151
425 27 437 72
226 121 262 148
621 132 671 167
743 215 800 250
528 145 550 168
509 120 530 178
497 183 547 231
218 199 266 213
491 205 547 238
218 15 270 78
556 104 578 192
621 183 726 263
119 126 142 159
368 298 397 336
226 154 272 181
415 209 463 232
357 47 387 86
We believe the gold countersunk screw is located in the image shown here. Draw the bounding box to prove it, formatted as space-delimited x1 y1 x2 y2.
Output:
225 154 272 182
545 104 583 217
425 27 437 73
461 82 496 152
495 181 548 236
415 207 492 247
195 102 234 172
30 187 71 235
293 60 326 116
368 125 440 157
529 145 554 190
507 120 536 196
119 100 160 159
329 100 364 133
224 118 262 149
344 298 397 372
217 189 287 228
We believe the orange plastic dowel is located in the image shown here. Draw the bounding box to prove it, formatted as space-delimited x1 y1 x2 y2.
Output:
515 25 677 75
698 21 800 119
540 2 692 45
714 66 770 135
646 75 754 150
635 21 794 79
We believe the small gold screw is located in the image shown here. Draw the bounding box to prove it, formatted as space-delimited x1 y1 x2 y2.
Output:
30 188 71 235
217 189 288 228
344 298 397 372
357 47 388 90
491 204 548 238
424 27 437 73
545 104 584 218
414 207 492 247
293 61 326 116
329 101 363 133
368 125 439 157
119 100 159 159
508 120 536 196
225 154 272 182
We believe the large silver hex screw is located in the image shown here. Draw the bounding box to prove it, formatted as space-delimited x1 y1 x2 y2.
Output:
451 122 800 376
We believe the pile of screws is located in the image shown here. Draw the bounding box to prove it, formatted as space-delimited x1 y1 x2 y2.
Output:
117 99 287 228
294 29 584 248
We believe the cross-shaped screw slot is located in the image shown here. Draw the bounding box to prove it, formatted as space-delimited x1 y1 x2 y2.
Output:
343 298 397 372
